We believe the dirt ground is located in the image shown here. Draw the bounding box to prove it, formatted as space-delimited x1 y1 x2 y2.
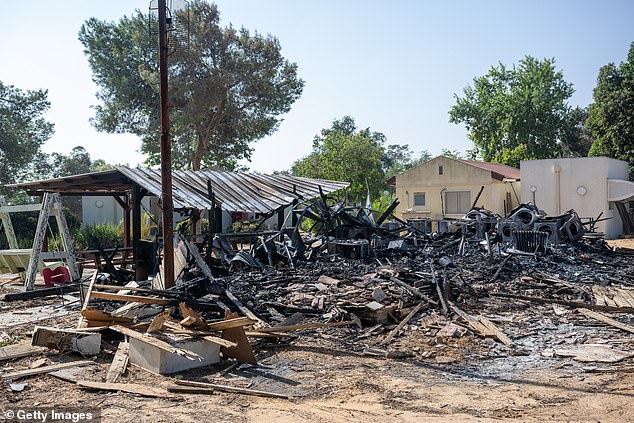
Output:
1 310 633 423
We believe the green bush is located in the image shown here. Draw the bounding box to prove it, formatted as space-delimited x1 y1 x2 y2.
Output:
228 219 267 233
76 223 122 250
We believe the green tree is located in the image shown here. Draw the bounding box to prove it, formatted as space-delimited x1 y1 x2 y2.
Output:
291 116 386 201
0 81 54 187
440 148 463 160
587 42 634 167
382 145 431 177
449 56 581 167
79 1 304 171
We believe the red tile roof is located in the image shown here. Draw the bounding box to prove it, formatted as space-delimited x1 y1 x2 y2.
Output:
459 160 520 181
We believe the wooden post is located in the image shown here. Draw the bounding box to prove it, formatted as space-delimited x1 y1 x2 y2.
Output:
113 195 131 248
132 186 142 281
214 206 223 233
52 194 80 282
24 194 52 290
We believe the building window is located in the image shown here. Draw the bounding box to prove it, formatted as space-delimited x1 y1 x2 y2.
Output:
444 191 471 214
413 192 426 207
438 165 443 175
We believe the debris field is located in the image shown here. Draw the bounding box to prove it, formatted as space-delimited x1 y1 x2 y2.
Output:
1 196 634 422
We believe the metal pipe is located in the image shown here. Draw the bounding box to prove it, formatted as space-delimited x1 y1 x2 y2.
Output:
158 0 174 288
554 165 561 215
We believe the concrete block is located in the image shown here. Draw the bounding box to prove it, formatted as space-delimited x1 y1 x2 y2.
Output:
128 335 221 375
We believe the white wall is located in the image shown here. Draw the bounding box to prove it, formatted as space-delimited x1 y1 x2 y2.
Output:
82 195 150 226
520 157 629 239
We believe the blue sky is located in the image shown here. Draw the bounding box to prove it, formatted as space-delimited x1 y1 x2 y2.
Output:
1 1 633 172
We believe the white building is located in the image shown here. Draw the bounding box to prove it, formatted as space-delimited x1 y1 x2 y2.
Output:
520 157 634 239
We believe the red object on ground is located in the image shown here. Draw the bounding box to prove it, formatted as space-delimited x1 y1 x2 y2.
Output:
42 266 71 287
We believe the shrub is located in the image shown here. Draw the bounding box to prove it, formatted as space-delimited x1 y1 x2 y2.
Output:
76 223 122 250
228 219 267 233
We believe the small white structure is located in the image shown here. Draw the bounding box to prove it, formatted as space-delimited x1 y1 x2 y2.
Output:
520 157 634 239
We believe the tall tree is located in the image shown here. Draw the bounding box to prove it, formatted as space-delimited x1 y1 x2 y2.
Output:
382 144 432 177
79 0 304 170
587 42 634 167
291 116 386 201
0 81 54 187
449 56 581 167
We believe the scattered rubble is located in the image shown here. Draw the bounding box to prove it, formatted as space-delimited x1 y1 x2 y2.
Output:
1 196 634 412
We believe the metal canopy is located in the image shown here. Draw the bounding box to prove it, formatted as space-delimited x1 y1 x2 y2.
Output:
10 166 349 213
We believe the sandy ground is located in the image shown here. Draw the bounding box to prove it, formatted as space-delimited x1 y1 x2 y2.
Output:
1 316 633 423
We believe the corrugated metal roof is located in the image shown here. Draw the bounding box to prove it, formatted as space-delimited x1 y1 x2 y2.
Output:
10 167 349 213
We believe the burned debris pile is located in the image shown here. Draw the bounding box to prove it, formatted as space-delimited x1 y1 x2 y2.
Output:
2 193 634 399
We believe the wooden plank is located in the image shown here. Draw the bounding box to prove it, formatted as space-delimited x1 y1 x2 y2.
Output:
77 380 175 398
78 271 99 328
578 308 634 335
90 291 172 305
160 321 238 348
491 292 634 314
179 302 208 330
81 308 134 326
207 317 255 331
221 311 256 364
477 315 513 347
109 325 201 360
3 284 80 301
224 290 265 325
380 302 424 346
2 360 94 380
611 288 634 308
256 320 355 333
448 302 489 335
167 385 215 395
105 342 129 383
146 309 172 333
174 379 290 399
0 342 46 362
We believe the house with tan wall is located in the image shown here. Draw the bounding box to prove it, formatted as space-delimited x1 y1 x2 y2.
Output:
394 156 521 227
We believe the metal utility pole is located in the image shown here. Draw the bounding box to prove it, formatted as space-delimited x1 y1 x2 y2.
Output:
158 0 175 288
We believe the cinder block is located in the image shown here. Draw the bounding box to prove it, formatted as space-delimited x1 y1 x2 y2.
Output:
128 335 221 374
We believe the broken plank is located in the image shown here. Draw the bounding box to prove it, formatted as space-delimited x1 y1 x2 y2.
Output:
174 379 290 399
256 320 355 333
0 342 46 362
390 277 426 299
167 385 215 395
179 302 209 330
77 271 99 328
3 284 80 301
81 308 134 326
380 301 425 346
105 341 129 383
90 292 172 305
221 311 257 364
207 317 255 331
2 360 95 380
491 292 634 314
224 290 266 325
578 308 634 335
77 380 176 398
477 315 513 347
146 309 172 334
